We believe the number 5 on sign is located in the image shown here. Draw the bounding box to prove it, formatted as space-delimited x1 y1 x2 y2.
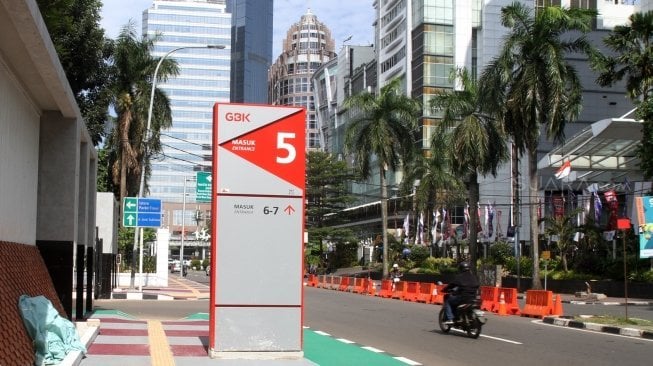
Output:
277 132 296 164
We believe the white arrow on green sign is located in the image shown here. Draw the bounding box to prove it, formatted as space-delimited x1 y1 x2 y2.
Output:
196 171 212 202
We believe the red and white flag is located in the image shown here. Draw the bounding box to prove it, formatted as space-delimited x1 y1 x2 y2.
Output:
555 160 571 179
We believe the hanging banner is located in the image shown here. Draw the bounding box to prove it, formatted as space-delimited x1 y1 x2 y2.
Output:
637 196 653 258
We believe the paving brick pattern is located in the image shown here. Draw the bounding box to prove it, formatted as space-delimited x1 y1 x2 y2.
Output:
0 241 66 366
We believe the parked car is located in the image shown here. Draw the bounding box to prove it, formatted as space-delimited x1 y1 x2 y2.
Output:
170 260 181 273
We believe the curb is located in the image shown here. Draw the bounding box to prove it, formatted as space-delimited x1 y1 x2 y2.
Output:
111 292 177 300
562 300 653 306
543 316 653 339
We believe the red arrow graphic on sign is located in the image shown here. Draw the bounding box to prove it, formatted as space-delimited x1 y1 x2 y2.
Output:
284 205 295 215
220 111 305 191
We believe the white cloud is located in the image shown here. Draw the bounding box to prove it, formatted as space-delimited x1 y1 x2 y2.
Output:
100 0 376 56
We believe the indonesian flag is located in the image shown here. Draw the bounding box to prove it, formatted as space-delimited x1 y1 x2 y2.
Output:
555 160 571 179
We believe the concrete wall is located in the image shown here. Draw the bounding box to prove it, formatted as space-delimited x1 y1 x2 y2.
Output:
96 192 119 254
0 3 99 361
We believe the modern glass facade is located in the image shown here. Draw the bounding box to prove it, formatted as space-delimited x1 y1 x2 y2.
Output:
227 0 273 103
142 0 231 203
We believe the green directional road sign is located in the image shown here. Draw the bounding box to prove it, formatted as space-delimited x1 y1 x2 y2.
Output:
122 197 162 227
196 171 212 202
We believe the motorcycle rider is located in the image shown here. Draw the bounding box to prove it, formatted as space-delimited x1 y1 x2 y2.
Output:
390 263 403 290
442 261 479 324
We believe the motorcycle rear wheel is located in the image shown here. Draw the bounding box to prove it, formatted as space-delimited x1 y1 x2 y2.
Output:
466 317 482 339
438 308 451 333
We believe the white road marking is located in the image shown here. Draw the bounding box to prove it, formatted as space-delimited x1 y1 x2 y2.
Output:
361 346 384 353
449 328 523 344
394 356 422 365
533 320 653 342
337 338 355 344
314 330 331 336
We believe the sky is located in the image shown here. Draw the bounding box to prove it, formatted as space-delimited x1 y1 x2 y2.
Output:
100 0 376 57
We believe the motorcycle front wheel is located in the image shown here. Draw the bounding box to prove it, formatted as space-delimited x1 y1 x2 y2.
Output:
466 317 482 339
438 308 451 333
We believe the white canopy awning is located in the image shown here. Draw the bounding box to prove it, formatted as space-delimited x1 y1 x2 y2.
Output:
537 110 644 189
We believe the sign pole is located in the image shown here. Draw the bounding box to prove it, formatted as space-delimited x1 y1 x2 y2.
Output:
139 229 144 292
181 177 187 278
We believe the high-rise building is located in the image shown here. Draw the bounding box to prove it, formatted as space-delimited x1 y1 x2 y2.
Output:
268 9 337 150
227 0 273 103
142 0 231 206
331 0 641 245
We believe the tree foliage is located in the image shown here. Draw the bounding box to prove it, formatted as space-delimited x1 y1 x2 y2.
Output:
344 77 421 278
430 67 508 271
305 151 357 270
36 0 112 145
105 21 178 203
479 2 596 288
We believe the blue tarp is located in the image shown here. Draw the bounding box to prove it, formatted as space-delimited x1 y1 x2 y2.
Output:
18 295 86 365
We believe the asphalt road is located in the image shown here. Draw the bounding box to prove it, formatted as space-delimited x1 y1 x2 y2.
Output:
94 278 653 366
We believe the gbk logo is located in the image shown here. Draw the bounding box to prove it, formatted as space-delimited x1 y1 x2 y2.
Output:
225 112 251 122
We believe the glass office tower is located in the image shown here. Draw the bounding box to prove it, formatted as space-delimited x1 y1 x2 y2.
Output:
227 0 273 103
142 0 231 203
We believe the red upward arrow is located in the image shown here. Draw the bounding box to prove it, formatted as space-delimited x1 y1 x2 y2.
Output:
284 205 295 215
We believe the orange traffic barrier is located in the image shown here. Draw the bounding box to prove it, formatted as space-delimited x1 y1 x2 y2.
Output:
352 277 366 294
365 278 376 296
431 284 445 304
377 279 393 298
496 292 507 316
479 286 498 312
404 281 419 302
417 283 435 303
338 276 352 291
307 274 318 287
521 290 553 318
317 274 327 288
328 276 340 290
552 294 564 316
496 287 521 315
391 281 407 300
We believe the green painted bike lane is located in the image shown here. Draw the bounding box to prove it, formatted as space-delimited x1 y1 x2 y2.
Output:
89 311 413 365
303 328 413 365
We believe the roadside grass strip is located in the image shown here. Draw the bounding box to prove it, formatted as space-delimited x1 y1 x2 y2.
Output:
91 309 136 318
304 328 422 366
184 312 209 320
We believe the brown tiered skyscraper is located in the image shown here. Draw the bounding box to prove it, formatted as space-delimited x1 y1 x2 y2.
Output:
268 9 336 151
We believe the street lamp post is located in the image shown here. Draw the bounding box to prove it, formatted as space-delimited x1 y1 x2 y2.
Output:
130 44 225 289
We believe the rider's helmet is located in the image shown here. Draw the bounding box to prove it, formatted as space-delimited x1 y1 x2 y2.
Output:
458 261 471 272
392 263 399 269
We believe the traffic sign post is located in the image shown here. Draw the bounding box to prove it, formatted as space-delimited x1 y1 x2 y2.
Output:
196 171 212 202
209 104 305 357
122 197 162 228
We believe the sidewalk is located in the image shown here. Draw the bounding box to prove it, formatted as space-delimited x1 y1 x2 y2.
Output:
111 276 210 300
72 311 416 366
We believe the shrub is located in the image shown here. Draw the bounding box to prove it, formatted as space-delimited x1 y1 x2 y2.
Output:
419 257 455 274
191 259 201 270
408 246 430 267
202 258 210 270
489 242 514 265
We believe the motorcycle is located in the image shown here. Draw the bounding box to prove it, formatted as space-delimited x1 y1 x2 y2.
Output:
438 293 487 339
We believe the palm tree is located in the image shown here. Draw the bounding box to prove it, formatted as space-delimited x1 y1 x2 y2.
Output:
107 21 179 203
344 77 421 278
542 208 582 272
430 68 508 272
479 3 596 289
593 11 653 101
592 11 653 179
401 136 464 248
